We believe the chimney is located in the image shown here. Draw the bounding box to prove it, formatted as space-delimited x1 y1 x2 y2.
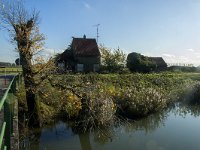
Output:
83 34 86 39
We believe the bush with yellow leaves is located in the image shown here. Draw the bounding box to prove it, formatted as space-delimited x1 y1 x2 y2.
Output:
62 92 82 117
73 87 117 132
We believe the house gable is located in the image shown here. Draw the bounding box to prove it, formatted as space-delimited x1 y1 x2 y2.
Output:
72 37 100 57
58 36 101 72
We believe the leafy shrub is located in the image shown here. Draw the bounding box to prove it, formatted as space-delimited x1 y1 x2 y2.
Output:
29 72 199 128
73 89 117 132
182 82 200 104
62 92 82 117
99 45 126 73
115 87 167 118
127 52 156 73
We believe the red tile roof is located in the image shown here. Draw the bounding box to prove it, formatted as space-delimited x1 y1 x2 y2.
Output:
72 38 100 57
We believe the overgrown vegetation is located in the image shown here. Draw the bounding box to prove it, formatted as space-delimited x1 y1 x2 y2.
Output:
0 0 51 127
17 73 200 132
99 45 126 73
127 52 156 73
0 67 22 73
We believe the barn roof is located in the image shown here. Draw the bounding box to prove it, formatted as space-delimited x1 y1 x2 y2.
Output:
72 37 100 57
149 57 167 67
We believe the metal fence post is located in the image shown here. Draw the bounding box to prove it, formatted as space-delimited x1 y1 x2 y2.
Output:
10 77 17 135
4 100 11 150
0 75 19 150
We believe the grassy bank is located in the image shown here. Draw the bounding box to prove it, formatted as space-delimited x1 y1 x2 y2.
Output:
0 67 22 74
17 72 200 130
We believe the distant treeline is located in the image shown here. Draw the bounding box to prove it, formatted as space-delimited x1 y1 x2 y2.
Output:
0 62 14 67
168 66 199 72
0 61 21 67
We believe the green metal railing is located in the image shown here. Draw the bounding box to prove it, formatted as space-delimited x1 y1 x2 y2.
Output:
0 75 20 150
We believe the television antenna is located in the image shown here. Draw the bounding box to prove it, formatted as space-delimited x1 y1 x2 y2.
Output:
93 24 100 43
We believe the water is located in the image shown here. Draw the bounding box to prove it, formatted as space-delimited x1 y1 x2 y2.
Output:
22 104 200 150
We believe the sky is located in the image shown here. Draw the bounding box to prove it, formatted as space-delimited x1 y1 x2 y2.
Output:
1 0 200 66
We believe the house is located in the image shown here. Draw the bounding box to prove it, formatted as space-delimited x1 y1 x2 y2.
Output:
149 57 167 71
0 62 11 68
57 35 101 72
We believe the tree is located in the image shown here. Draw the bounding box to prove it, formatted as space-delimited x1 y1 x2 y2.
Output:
127 52 156 73
99 45 126 72
15 58 22 65
0 0 48 127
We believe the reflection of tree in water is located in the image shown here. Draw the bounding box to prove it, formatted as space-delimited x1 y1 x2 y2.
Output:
188 105 200 117
19 128 42 150
73 126 115 149
123 110 168 134
72 121 115 149
78 133 92 150
72 110 169 146
20 110 169 149
84 110 168 146
20 121 68 150
29 129 41 150
175 103 200 118
93 127 115 145
72 121 116 146
169 82 200 117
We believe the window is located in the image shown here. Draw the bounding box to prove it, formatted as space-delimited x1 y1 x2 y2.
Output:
93 64 99 72
58 62 65 70
77 64 84 71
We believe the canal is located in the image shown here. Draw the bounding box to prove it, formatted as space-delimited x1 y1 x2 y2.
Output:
21 103 200 150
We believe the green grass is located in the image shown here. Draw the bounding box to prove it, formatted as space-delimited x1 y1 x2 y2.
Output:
0 67 22 74
177 72 200 81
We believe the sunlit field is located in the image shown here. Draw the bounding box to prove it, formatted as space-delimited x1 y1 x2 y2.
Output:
0 67 22 74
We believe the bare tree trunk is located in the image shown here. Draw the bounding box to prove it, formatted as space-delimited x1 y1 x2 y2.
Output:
26 91 41 127
20 53 41 127
0 0 45 128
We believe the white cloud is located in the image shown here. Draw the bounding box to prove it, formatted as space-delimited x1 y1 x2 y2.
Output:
43 48 64 58
195 54 200 58
162 53 175 58
83 2 91 9
187 48 195 52
37 48 55 60
142 52 161 57
162 53 176 58
43 48 64 55
163 54 200 66
178 56 190 63
44 48 55 54
33 48 64 63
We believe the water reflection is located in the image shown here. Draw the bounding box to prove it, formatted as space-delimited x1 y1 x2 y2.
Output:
79 133 92 150
93 127 115 145
174 103 200 118
20 128 41 150
20 103 200 150
123 110 168 134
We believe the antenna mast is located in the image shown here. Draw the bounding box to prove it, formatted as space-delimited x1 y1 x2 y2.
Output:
94 24 100 43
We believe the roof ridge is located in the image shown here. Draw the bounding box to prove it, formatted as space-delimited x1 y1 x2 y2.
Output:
73 37 96 40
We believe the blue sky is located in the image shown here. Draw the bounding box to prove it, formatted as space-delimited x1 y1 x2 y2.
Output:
1 0 200 66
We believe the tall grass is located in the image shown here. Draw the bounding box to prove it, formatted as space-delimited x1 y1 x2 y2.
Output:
17 73 200 130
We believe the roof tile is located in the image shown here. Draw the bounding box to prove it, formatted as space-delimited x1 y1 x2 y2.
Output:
72 38 100 57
